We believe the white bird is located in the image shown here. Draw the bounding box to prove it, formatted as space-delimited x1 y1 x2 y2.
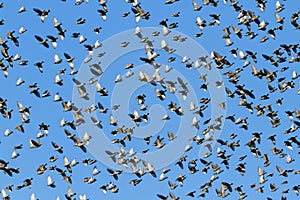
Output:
190 101 197 111
4 129 13 136
82 131 92 145
54 92 62 102
182 56 190 63
292 70 299 79
79 194 87 200
135 26 143 39
165 65 173 72
225 38 233 46
162 26 171 36
114 74 123 83
1 189 9 199
18 26 27 34
54 54 62 64
13 54 21 61
16 77 25 86
30 193 36 200
92 166 101 176
192 0 202 11
11 150 19 159
79 35 87 43
109 114 118 126
238 50 247 60
70 158 79 167
161 39 168 49
66 186 76 198
55 74 63 86
194 59 201 68
196 16 206 30
276 0 284 12
47 175 56 188
128 148 136 157
18 6 26 13
162 114 170 120
185 144 192 152
94 40 101 49
191 116 200 129
126 70 134 78
53 17 61 28
159 171 168 181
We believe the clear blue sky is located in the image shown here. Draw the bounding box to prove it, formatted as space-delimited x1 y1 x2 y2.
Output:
0 0 299 199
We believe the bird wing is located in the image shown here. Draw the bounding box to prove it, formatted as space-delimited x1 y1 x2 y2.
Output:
34 35 43 42
47 175 52 184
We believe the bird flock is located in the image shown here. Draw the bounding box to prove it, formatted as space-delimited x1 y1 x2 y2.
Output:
0 0 300 200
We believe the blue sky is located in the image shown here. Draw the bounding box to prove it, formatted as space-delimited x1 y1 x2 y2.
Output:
0 0 300 200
